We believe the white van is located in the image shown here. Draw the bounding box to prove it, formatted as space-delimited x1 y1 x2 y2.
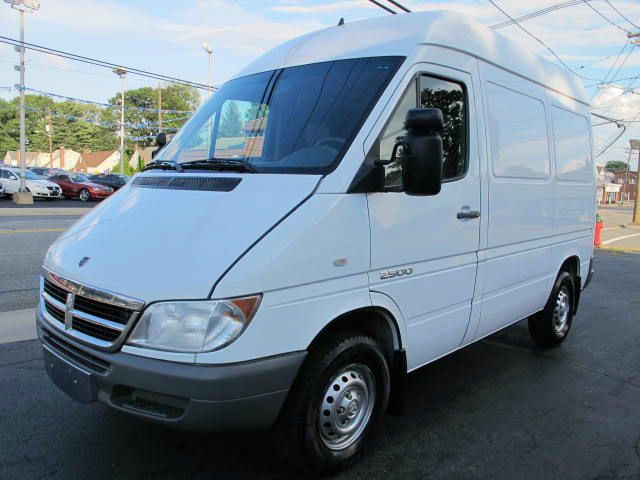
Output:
38 11 595 472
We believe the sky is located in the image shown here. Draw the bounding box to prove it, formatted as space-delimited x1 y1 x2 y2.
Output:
1 0 640 166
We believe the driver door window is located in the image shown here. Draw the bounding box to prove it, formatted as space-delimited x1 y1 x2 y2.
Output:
378 74 468 188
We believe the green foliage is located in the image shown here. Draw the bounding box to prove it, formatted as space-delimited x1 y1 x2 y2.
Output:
219 101 243 137
0 84 200 159
604 160 628 172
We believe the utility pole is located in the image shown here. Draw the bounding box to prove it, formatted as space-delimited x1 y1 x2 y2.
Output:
157 81 162 132
5 0 40 204
45 107 52 167
634 147 640 225
113 67 127 175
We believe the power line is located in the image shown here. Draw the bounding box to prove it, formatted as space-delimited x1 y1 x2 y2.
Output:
0 36 210 91
486 0 602 81
384 0 411 13
367 0 396 14
582 0 633 34
603 0 640 30
490 0 585 30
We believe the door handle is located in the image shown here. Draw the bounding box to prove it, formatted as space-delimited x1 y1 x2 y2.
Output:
457 210 480 220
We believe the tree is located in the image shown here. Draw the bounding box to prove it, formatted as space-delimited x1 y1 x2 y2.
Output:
219 101 243 138
604 160 628 172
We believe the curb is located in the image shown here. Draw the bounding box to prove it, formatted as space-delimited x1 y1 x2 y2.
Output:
597 246 640 254
0 208 91 217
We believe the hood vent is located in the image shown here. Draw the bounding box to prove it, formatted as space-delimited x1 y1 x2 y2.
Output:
132 176 241 192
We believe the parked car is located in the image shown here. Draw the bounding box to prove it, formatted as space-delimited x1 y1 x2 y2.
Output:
0 167 61 199
48 173 113 202
88 173 130 190
30 167 69 178
37 11 596 474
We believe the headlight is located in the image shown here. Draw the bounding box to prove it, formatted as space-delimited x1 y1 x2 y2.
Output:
127 295 261 353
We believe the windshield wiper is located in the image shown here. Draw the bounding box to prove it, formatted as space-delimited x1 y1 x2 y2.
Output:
180 158 258 173
141 160 184 172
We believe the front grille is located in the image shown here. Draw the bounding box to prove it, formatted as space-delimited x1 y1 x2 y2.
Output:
41 275 141 349
45 302 65 324
40 326 110 374
72 318 120 342
44 279 67 304
47 186 59 191
74 295 131 325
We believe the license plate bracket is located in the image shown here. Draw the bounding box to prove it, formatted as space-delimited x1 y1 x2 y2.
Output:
43 346 97 403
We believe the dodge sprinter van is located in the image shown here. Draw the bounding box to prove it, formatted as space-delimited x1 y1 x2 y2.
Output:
38 11 596 472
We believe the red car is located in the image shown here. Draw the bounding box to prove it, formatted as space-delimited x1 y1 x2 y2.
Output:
48 173 114 202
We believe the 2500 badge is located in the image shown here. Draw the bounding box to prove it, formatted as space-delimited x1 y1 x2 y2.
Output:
379 267 413 280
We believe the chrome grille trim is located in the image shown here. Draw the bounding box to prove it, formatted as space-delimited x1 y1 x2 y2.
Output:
39 270 145 351
43 267 145 311
71 308 126 332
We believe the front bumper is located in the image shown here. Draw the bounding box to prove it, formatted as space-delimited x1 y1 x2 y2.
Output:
33 189 61 198
37 308 305 431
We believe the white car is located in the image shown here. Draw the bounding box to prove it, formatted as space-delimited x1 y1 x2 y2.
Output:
0 167 62 199
37 11 596 473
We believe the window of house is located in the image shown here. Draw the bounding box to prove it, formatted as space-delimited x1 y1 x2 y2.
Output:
377 74 468 188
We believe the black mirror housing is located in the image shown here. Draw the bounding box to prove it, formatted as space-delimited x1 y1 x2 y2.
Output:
402 108 443 196
156 132 167 148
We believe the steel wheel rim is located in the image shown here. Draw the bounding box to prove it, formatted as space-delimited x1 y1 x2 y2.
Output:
553 286 570 336
318 363 376 451
79 190 89 202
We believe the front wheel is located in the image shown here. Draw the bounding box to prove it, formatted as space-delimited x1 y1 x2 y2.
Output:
78 189 90 202
274 333 390 473
528 270 575 348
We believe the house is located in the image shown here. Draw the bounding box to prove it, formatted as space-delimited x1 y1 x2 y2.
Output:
3 150 43 168
37 148 82 171
596 165 621 204
4 148 82 171
128 146 157 171
613 170 638 202
74 150 120 174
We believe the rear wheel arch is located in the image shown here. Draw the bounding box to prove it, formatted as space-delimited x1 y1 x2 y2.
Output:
559 255 581 313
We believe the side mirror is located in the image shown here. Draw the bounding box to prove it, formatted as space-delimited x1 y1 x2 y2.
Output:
156 132 167 148
401 108 443 196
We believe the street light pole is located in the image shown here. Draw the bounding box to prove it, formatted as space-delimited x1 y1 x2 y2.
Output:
113 68 127 175
202 42 213 98
18 8 26 191
5 0 40 204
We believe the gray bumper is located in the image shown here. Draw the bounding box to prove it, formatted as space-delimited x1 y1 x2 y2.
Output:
37 309 305 432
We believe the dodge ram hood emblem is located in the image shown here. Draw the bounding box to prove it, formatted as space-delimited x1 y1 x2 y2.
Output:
78 256 90 267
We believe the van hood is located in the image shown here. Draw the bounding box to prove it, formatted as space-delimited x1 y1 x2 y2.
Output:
44 173 320 303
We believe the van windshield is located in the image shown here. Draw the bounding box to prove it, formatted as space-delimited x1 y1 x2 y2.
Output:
156 56 404 175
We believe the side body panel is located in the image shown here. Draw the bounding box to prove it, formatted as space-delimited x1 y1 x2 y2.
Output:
363 53 482 371
199 194 373 364
473 60 594 341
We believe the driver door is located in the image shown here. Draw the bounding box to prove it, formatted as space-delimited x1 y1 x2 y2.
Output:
367 69 481 370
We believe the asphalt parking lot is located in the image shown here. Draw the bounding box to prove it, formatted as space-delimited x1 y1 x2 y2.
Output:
1 251 639 479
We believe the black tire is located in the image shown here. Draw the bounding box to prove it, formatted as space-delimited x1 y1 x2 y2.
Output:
528 270 575 348
79 189 90 202
273 333 390 474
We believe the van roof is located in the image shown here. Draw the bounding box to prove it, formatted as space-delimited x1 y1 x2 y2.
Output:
236 10 587 104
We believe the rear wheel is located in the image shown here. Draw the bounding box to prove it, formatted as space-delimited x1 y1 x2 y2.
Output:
528 270 575 347
274 333 390 473
79 189 90 202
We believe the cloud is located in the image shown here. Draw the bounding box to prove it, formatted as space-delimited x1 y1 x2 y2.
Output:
271 1 365 14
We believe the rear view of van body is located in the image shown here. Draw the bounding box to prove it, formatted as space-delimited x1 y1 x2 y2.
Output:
37 11 595 472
